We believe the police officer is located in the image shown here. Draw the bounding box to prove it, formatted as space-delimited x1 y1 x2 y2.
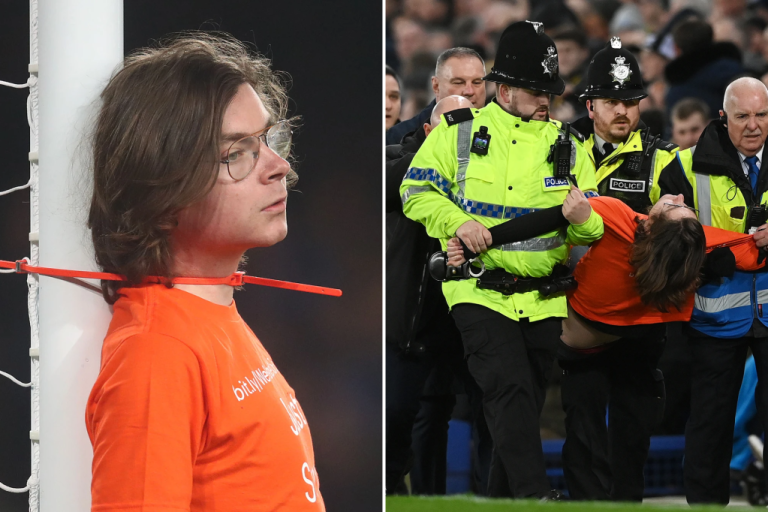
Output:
400 20 604 499
557 37 684 501
575 37 681 210
386 96 490 495
657 77 768 505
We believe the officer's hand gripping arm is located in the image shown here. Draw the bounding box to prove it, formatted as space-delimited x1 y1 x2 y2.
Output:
565 144 604 246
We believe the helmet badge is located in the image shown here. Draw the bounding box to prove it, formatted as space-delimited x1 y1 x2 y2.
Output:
609 55 632 86
610 36 621 49
526 20 544 34
542 46 559 78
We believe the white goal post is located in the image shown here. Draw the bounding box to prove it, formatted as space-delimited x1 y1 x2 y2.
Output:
35 0 122 511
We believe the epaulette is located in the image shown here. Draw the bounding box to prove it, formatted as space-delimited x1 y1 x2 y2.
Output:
659 141 678 151
639 127 678 153
568 126 585 143
646 137 678 153
443 108 474 126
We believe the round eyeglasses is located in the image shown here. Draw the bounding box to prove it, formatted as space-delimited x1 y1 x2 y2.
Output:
220 118 297 181
663 202 698 214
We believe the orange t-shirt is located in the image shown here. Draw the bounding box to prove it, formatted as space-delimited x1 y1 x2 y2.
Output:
569 196 763 326
85 284 325 512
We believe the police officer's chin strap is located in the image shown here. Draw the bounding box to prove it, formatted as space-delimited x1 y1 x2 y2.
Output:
428 205 569 281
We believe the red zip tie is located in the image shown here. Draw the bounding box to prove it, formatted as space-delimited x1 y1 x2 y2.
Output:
0 259 342 297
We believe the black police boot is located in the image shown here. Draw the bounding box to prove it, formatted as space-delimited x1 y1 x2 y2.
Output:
540 489 566 501
741 461 767 506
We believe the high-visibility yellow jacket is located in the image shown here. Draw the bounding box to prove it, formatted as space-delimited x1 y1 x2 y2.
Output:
571 118 681 211
400 101 604 322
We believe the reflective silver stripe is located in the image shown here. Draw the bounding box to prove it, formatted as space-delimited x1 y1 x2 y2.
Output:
648 150 657 191
401 185 432 205
500 234 565 252
758 289 768 305
694 291 751 313
695 173 712 226
456 121 473 197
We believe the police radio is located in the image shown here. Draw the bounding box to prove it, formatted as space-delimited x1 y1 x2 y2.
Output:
548 122 578 187
747 204 768 235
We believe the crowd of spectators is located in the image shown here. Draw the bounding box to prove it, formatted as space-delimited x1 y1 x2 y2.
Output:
386 0 768 146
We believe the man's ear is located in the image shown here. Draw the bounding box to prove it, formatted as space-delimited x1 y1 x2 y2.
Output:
497 84 509 103
431 76 439 98
587 99 595 119
424 122 432 136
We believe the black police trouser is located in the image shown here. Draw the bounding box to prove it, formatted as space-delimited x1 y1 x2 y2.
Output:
410 394 455 494
558 335 665 501
385 341 432 494
656 322 692 435
685 333 768 504
451 303 559 498
385 338 489 495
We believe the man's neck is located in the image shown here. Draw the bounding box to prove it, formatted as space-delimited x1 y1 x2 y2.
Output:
170 244 244 306
594 131 628 148
738 145 765 160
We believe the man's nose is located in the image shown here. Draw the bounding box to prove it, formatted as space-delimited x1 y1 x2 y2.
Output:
462 83 474 96
260 147 291 183
747 115 760 131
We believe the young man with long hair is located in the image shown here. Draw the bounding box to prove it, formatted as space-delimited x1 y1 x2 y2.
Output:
447 193 762 339
84 34 324 511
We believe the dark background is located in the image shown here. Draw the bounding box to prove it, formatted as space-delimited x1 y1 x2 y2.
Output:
0 1 382 511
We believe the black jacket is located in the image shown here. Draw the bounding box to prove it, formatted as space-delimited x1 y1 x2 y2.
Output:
385 99 435 146
385 128 456 350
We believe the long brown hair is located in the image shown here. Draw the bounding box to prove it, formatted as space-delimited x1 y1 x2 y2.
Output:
88 32 292 304
629 214 706 312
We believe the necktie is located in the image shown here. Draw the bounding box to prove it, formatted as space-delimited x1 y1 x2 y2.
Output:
593 142 614 166
746 155 760 197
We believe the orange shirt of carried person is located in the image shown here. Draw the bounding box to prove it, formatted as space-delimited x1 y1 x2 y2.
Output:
569 195 764 328
84 34 324 511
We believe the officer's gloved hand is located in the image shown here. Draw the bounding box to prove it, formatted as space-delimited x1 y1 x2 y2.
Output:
702 247 736 280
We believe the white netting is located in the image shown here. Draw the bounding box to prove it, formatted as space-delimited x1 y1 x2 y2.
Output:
28 0 41 509
0 0 41 508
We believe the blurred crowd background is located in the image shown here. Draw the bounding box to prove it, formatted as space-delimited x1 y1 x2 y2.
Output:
386 0 768 148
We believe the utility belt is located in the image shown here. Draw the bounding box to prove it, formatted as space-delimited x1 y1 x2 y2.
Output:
429 250 576 297
476 264 576 297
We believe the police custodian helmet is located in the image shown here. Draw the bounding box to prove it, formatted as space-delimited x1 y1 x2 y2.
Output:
579 37 647 102
483 20 566 96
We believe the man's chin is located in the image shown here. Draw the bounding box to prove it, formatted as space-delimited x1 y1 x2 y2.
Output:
251 224 288 248
611 127 630 140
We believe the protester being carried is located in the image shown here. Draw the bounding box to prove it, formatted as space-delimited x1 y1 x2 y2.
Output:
446 193 764 344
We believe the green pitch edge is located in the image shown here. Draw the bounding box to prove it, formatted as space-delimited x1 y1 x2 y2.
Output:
386 495 729 512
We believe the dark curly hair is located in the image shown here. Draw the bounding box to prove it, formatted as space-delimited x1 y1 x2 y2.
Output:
629 213 706 312
88 32 293 304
